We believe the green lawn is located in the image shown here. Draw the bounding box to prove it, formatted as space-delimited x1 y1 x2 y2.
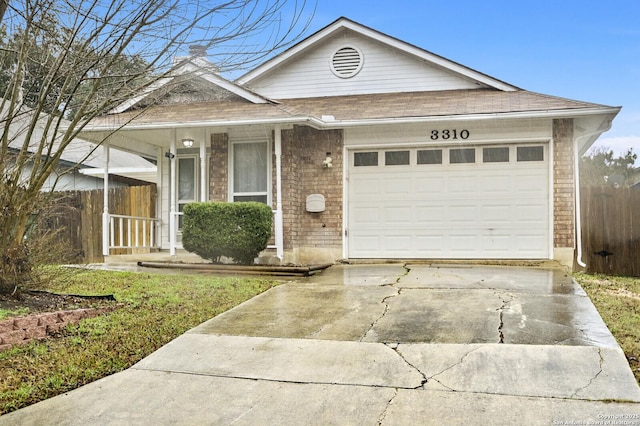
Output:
0 269 279 415
573 273 640 384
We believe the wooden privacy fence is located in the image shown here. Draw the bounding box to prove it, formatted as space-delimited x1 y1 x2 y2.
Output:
579 186 640 277
49 185 157 263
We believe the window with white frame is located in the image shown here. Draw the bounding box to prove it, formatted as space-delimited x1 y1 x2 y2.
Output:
232 141 269 203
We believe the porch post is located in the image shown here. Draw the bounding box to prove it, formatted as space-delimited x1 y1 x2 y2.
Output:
169 136 177 256
200 129 207 202
102 143 110 256
274 126 284 260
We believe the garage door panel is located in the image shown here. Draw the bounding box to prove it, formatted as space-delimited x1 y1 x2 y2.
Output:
350 234 382 256
515 234 548 253
449 204 479 224
415 177 446 194
448 175 477 194
383 177 413 195
480 233 513 253
515 204 547 223
385 234 414 254
481 174 514 193
348 145 549 259
414 235 446 253
352 206 380 224
480 204 512 222
383 206 412 223
415 206 446 224
351 177 381 195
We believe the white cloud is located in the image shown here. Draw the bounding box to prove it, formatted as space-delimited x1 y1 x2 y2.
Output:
588 136 640 165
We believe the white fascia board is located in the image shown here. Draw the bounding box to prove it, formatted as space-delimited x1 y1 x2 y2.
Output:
80 167 157 183
80 166 156 176
82 106 620 133
315 106 622 128
81 116 322 132
237 18 520 92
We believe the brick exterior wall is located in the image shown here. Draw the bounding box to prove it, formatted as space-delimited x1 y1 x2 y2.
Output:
280 126 343 251
209 133 229 201
553 118 575 249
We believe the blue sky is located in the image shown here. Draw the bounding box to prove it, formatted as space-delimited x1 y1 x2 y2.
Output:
297 0 639 163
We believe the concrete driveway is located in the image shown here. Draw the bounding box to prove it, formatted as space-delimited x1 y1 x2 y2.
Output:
1 264 639 425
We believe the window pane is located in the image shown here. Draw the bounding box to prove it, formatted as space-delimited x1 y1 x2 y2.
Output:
483 147 509 163
178 158 195 200
417 149 442 165
450 148 475 164
517 146 544 162
234 142 267 193
385 151 410 166
354 152 378 166
233 195 268 203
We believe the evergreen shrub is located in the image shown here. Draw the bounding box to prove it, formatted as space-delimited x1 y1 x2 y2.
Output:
182 202 273 265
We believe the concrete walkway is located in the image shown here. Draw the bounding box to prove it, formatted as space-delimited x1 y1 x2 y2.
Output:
1 264 639 425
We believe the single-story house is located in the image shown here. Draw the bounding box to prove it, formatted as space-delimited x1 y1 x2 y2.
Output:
79 17 620 268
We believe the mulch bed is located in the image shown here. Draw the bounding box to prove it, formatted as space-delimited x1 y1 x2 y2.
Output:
0 291 117 316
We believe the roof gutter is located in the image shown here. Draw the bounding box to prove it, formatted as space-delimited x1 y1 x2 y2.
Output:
79 116 324 132
315 107 622 128
79 106 621 133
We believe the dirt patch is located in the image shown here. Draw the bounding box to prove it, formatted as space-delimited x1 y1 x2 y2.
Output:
604 288 640 301
0 291 117 317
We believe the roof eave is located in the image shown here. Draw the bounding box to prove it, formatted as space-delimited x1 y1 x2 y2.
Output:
80 116 324 132
317 106 622 128
80 106 620 134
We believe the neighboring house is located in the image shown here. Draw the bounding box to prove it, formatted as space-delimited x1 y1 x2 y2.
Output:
3 107 156 191
80 17 620 268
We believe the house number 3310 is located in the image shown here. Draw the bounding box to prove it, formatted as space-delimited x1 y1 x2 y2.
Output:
430 129 470 140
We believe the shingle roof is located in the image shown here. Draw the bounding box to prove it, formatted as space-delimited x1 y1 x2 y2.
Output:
282 89 611 121
88 89 613 128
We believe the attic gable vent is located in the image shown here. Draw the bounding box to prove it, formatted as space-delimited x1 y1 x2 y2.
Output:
331 46 363 78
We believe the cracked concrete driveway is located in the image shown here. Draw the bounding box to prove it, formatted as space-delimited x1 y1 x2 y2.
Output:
2 264 639 425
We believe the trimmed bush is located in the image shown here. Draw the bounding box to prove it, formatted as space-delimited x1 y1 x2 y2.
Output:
182 202 273 265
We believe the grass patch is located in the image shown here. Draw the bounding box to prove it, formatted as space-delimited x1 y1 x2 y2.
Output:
573 273 640 384
0 269 279 415
0 307 29 321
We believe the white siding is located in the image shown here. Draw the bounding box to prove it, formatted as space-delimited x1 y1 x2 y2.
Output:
246 30 482 99
344 119 552 148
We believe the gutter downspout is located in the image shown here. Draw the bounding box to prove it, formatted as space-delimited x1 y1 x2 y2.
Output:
574 120 614 268
574 138 586 268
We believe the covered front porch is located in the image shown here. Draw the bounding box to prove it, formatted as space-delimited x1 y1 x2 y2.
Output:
92 122 294 264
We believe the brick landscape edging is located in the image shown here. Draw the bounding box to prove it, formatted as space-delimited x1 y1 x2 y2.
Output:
0 306 117 351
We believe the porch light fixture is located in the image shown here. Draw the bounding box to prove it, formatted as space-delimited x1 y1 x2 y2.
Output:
322 152 333 168
182 138 194 148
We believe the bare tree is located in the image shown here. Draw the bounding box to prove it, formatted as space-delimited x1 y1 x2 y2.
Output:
0 0 314 293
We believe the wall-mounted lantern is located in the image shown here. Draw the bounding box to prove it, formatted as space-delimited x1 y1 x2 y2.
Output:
322 152 333 168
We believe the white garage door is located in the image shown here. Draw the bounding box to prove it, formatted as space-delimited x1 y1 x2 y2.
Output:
347 145 549 259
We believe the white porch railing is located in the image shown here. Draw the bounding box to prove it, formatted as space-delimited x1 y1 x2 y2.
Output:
108 214 161 251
